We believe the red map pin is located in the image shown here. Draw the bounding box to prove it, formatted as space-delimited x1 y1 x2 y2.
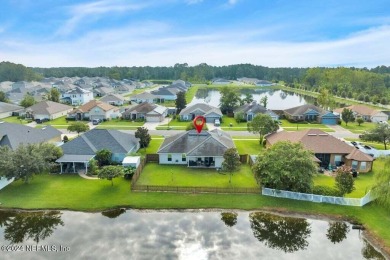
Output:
193 116 206 133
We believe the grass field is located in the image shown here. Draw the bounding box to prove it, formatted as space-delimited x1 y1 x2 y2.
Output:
96 119 145 129
220 116 248 131
340 122 377 133
137 138 164 155
280 119 334 132
344 138 387 150
1 116 29 124
137 163 258 188
234 139 263 155
186 85 199 103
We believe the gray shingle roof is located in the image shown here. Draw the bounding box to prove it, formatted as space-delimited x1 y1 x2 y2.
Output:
60 129 139 155
157 129 234 156
26 100 73 115
100 93 125 102
284 104 326 116
234 102 267 114
179 103 222 117
0 122 61 149
0 102 24 113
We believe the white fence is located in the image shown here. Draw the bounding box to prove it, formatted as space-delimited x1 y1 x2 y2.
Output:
262 187 375 207
0 177 14 191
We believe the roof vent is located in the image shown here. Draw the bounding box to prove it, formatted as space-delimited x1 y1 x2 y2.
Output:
307 134 317 136
319 134 328 136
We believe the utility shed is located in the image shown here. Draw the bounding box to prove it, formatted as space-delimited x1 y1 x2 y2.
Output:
122 156 141 168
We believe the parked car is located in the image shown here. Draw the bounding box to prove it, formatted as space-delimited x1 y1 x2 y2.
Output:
214 119 221 126
92 119 101 125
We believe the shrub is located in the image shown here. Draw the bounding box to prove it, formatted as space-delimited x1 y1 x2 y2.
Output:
312 186 342 196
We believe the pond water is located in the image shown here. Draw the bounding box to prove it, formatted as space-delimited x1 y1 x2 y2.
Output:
0 210 385 260
189 88 324 110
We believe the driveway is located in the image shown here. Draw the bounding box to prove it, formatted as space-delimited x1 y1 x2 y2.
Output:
143 118 172 130
326 125 360 139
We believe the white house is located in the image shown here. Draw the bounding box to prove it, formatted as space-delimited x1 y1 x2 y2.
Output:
99 93 126 106
61 86 93 105
334 105 389 123
179 103 223 123
130 92 157 103
157 129 235 168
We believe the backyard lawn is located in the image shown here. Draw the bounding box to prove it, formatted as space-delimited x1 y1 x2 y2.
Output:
234 139 263 155
156 118 189 130
136 163 258 188
137 138 164 155
220 116 248 131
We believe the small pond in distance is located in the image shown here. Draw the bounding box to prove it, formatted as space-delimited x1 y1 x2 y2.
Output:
0 210 385 260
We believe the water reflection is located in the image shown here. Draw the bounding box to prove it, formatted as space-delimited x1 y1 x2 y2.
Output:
249 212 311 253
0 210 386 260
362 239 386 260
326 221 350 244
0 211 63 244
220 212 238 227
101 208 126 219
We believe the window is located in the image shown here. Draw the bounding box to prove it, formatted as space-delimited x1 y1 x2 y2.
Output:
334 155 342 166
351 160 358 170
182 154 186 162
360 162 367 171
168 154 172 162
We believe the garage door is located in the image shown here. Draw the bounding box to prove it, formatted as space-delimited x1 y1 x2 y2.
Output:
90 115 105 120
321 118 337 125
146 116 162 122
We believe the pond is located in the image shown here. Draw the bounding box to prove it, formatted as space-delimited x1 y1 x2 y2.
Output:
0 210 385 260
189 88 345 110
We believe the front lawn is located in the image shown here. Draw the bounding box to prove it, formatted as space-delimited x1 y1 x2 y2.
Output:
340 122 377 133
220 116 248 131
97 119 144 129
136 163 258 188
1 116 29 124
280 119 334 132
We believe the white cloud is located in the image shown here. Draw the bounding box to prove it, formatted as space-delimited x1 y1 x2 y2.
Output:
1 23 389 68
56 0 149 36
227 0 238 5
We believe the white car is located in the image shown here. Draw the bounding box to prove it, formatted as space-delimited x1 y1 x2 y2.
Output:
214 119 221 126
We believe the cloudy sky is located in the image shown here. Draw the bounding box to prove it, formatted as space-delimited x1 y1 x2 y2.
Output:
0 0 389 68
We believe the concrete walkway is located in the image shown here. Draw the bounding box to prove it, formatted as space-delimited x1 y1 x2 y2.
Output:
143 117 172 130
78 170 99 180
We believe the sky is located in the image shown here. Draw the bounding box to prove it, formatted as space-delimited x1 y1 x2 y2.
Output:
0 0 389 68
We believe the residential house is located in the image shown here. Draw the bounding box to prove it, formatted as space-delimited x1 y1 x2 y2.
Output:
157 129 235 168
283 104 339 125
93 86 115 97
61 86 93 105
67 100 120 121
24 100 73 120
266 129 374 172
99 93 126 106
255 80 274 87
56 129 140 173
130 92 157 104
122 102 167 122
0 102 24 119
334 105 389 123
234 101 279 121
151 87 178 102
0 122 62 149
179 103 223 123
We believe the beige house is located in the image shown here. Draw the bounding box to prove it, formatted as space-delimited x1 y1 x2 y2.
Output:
266 129 374 172
25 100 73 120
334 105 388 123
68 100 120 121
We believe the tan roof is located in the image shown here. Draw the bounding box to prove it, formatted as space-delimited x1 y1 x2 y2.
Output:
345 149 374 161
69 100 116 114
334 105 379 116
27 100 73 115
266 129 373 162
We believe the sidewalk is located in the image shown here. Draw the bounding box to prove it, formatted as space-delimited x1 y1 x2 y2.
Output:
78 170 99 180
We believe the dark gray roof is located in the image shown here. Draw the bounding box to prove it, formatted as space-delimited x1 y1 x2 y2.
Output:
234 101 267 114
0 122 61 149
64 86 91 95
151 87 176 96
60 129 139 155
100 93 125 102
157 129 234 156
0 102 24 113
284 104 326 116
179 103 222 117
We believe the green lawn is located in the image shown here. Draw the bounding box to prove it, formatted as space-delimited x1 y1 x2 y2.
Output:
137 163 258 188
137 138 164 155
96 119 145 129
186 85 199 103
220 116 248 131
340 122 377 133
234 139 263 155
1 116 29 124
280 119 334 132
